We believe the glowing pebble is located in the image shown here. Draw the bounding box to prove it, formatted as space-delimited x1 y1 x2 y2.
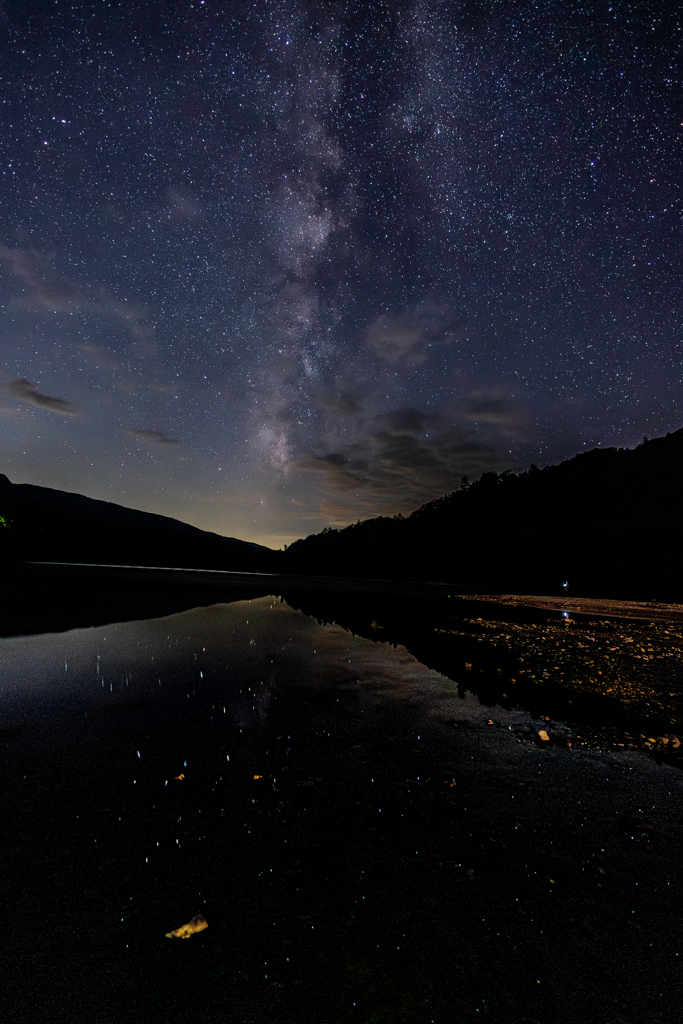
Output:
165 915 208 939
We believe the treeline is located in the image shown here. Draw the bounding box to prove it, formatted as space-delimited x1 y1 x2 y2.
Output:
282 430 683 600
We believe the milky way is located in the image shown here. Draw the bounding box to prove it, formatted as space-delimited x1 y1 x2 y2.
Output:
0 1 680 545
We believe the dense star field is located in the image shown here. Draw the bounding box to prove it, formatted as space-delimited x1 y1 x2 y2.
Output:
0 0 680 546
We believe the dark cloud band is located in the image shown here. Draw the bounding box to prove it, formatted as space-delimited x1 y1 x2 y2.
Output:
5 378 75 416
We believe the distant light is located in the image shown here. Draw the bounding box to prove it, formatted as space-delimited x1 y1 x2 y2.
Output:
562 581 569 589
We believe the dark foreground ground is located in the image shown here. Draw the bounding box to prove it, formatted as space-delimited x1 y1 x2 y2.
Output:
1 564 682 1023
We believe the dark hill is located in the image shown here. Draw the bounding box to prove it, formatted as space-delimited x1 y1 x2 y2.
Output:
0 474 280 572
282 430 683 601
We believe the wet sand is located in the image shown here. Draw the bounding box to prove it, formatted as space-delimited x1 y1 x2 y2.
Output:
465 592 683 623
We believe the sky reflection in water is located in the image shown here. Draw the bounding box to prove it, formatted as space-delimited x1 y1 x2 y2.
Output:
2 596 683 1024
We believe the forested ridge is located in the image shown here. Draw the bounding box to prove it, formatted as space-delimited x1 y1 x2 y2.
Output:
282 429 683 600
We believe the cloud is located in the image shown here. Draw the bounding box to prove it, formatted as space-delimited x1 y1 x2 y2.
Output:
365 302 456 365
366 315 423 364
104 295 154 343
371 407 428 434
165 189 205 223
318 388 363 417
299 406 511 524
315 498 379 524
0 244 154 346
0 244 90 313
460 388 531 438
126 429 179 446
77 344 121 373
4 377 75 415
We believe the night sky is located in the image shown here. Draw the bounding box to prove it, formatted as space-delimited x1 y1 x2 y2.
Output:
1 1 681 547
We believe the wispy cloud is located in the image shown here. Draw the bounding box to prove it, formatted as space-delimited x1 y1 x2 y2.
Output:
165 188 205 223
365 302 456 365
0 245 88 313
126 429 179 446
299 406 511 524
460 388 531 439
4 377 76 415
366 315 424 364
0 244 154 346
319 389 363 417
77 344 121 373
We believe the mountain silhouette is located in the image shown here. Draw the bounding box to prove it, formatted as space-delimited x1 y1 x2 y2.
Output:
4 428 683 599
0 474 280 572
282 430 683 601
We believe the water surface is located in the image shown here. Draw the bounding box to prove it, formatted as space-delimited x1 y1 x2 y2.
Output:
2 584 683 1023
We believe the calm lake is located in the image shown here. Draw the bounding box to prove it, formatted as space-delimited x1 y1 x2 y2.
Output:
2 564 682 1023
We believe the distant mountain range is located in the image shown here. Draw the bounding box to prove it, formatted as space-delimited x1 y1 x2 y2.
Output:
281 429 683 601
3 428 683 599
0 474 280 573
